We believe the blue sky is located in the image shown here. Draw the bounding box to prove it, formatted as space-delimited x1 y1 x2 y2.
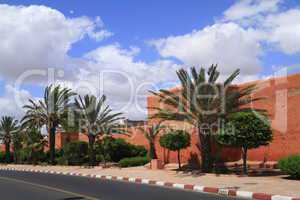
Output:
0 0 300 119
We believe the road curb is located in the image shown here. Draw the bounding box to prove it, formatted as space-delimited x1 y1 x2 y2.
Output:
1 167 299 200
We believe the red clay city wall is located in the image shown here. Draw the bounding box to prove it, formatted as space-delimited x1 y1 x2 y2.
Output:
146 73 300 163
244 74 300 161
55 131 79 149
147 89 241 164
53 73 300 164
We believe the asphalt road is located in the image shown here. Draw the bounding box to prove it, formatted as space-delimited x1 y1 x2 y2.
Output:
0 170 241 200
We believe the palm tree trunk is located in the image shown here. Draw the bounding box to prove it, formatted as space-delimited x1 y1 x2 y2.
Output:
149 142 157 159
32 149 38 165
5 141 10 164
177 149 181 170
198 127 213 172
242 147 248 175
49 126 56 165
88 135 96 166
14 151 19 164
103 154 107 168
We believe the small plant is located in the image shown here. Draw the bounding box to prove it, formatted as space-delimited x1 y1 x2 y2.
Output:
119 157 150 168
159 130 191 170
278 155 300 179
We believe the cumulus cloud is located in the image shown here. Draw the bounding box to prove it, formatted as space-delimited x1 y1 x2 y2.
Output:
150 0 300 84
264 9 300 54
0 4 112 80
68 44 180 119
223 0 300 55
0 4 176 120
1 1 299 120
151 23 263 77
0 84 32 119
223 0 282 21
35 44 180 119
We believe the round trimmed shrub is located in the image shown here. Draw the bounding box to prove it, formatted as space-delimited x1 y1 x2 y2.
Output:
278 155 300 179
159 130 191 169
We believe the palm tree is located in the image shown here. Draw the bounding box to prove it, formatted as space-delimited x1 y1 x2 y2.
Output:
0 116 19 163
22 84 75 164
150 65 261 172
74 94 123 166
138 123 165 159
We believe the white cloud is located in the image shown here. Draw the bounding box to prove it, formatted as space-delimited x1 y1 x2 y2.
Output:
0 4 112 80
1 1 299 121
86 16 113 41
150 0 300 85
83 44 179 85
0 84 32 119
224 0 282 21
264 9 300 54
72 44 181 119
223 0 300 55
151 23 263 76
33 44 180 120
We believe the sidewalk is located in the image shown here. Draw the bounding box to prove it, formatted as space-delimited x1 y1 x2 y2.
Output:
1 164 299 198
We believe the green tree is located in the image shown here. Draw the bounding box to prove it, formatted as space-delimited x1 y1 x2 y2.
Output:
138 123 165 159
22 127 47 165
0 116 19 163
159 130 191 170
74 94 123 166
150 65 260 172
217 112 272 174
22 84 75 164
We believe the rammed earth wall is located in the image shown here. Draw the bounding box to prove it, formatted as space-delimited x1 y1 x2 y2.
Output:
52 74 300 163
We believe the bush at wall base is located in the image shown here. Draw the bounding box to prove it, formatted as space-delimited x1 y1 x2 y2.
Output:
63 141 89 166
278 155 300 179
119 157 150 168
96 137 148 162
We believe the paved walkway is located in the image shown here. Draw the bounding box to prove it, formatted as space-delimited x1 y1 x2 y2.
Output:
1 164 299 197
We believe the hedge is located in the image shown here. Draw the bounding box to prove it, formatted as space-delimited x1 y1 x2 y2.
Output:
63 141 89 165
96 137 147 162
118 157 150 168
278 155 300 179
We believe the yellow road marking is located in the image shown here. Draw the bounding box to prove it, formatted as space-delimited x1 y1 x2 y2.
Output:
0 176 100 200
